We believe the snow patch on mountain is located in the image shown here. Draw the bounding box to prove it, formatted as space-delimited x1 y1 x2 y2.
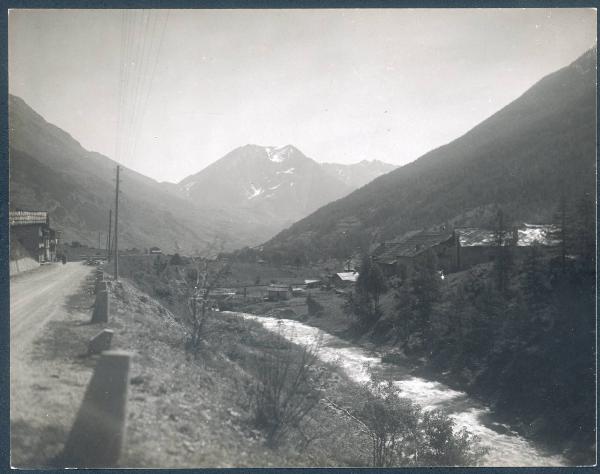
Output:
247 183 264 200
268 145 293 163
277 167 295 175
183 181 196 192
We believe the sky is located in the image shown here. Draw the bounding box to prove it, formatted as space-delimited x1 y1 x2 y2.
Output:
8 8 597 183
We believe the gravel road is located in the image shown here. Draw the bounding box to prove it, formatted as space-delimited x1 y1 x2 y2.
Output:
11 262 92 357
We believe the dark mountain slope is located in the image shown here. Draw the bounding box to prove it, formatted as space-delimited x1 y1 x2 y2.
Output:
262 47 597 262
8 95 273 252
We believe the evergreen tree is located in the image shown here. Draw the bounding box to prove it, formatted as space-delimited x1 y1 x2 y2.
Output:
552 194 569 273
571 193 595 268
394 250 441 346
523 245 547 309
492 209 513 294
357 254 387 305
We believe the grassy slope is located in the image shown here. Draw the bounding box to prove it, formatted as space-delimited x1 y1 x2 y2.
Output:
11 265 373 468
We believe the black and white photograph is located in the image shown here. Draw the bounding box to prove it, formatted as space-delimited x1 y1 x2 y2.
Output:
7 6 597 468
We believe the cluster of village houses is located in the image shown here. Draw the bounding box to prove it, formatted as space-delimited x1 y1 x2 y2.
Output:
263 223 559 301
372 224 559 279
9 208 559 302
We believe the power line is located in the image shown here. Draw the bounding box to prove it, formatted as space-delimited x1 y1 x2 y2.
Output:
114 10 169 172
114 166 120 281
132 10 169 160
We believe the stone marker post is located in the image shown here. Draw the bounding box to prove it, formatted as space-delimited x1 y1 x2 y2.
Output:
91 290 109 324
60 351 131 467
88 329 114 355
95 279 108 295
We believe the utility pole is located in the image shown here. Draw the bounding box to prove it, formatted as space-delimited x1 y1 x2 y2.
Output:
107 209 112 262
114 166 120 281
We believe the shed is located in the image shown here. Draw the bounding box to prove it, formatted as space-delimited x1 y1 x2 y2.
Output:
267 285 291 301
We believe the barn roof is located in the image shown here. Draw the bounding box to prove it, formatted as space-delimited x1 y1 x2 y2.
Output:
456 224 559 247
374 231 454 263
455 228 501 247
516 224 560 247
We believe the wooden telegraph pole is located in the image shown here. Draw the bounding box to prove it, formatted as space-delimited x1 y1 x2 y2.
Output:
114 166 120 281
107 209 112 262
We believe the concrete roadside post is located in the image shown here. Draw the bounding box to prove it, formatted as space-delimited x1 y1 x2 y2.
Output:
60 351 131 467
88 329 114 355
91 289 109 323
95 279 108 295
94 270 104 293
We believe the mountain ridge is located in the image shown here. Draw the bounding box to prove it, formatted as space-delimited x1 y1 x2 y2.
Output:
259 46 597 263
8 94 279 253
9 96 396 253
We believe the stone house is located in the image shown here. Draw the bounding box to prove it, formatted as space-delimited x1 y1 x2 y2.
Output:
267 285 291 301
455 224 560 270
373 231 456 278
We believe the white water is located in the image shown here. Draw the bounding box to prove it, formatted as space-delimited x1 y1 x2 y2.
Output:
232 312 566 467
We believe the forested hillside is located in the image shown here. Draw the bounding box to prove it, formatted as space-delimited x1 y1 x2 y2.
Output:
262 47 596 263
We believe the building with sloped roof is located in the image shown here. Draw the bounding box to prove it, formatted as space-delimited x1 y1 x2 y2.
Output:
331 271 359 288
373 230 456 277
374 224 560 277
267 285 291 301
455 224 559 270
9 210 61 273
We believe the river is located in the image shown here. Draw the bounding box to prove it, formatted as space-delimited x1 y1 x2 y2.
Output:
232 311 566 467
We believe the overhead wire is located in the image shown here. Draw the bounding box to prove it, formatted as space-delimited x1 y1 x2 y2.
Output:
126 10 155 165
124 10 150 162
130 10 170 163
114 9 169 173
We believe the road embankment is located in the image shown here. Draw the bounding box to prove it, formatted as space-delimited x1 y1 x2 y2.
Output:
10 268 371 468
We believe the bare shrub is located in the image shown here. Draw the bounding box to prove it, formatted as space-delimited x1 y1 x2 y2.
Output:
179 242 230 353
251 330 325 446
358 379 420 466
357 374 487 467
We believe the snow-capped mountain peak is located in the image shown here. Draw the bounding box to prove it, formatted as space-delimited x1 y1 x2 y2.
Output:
266 145 295 163
175 144 394 233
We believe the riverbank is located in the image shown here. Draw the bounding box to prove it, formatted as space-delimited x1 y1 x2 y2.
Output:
233 289 587 466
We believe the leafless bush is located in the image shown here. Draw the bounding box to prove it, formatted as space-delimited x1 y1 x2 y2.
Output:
357 373 488 467
179 241 230 353
251 330 325 446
